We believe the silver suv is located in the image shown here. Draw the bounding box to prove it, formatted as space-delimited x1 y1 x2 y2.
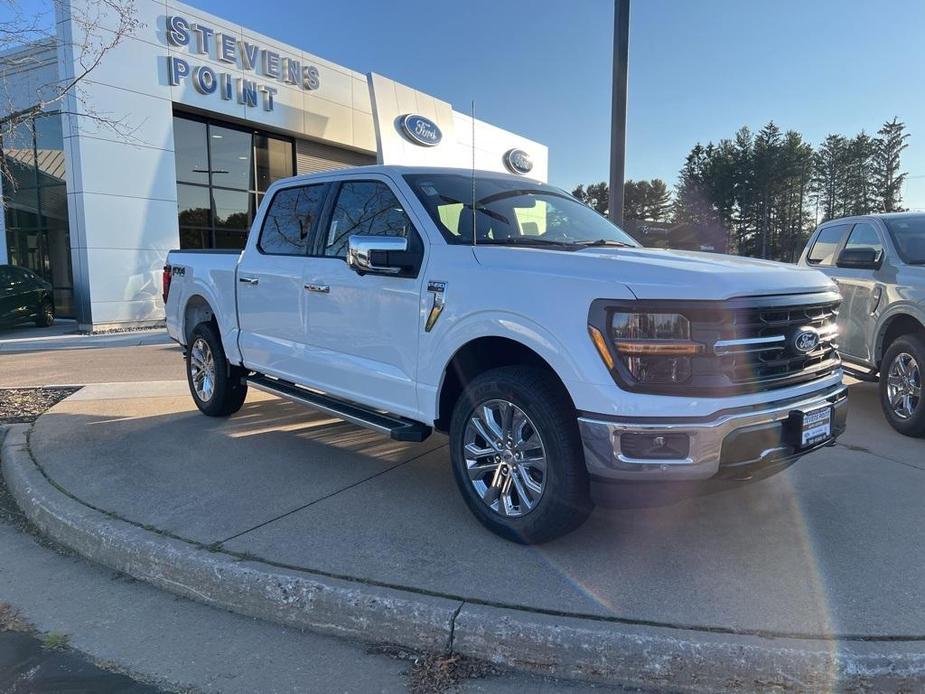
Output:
799 213 925 436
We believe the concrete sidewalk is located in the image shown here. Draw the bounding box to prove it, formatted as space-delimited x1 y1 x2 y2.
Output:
0 320 171 353
4 380 925 691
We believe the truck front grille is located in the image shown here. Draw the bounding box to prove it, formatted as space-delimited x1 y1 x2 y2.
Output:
720 300 841 388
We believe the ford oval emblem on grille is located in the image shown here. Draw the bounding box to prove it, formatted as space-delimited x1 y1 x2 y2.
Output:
793 329 820 353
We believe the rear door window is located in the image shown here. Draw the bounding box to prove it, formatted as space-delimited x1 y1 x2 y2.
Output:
258 183 328 256
808 225 849 265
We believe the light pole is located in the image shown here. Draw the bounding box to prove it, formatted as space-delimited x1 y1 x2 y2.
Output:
608 0 630 227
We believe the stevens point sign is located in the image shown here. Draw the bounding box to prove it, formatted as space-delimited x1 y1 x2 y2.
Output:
164 15 321 112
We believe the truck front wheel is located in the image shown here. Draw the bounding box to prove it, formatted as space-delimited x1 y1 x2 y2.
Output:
186 322 248 417
879 334 925 437
448 366 593 544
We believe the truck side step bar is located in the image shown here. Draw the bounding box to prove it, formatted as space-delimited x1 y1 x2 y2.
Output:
841 363 878 382
245 375 432 443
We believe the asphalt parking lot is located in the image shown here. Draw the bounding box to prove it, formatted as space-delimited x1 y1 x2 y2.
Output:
0 370 920 689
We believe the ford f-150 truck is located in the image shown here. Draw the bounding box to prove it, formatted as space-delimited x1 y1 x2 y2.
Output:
165 165 847 543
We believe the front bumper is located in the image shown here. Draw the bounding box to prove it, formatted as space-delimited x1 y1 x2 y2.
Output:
578 382 848 481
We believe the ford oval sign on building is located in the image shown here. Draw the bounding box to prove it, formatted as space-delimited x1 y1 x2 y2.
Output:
504 148 533 175
400 114 442 147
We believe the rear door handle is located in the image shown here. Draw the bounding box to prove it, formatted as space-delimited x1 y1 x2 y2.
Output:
239 276 259 285
304 283 330 293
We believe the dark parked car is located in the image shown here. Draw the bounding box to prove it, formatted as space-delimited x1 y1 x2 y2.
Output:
0 264 55 329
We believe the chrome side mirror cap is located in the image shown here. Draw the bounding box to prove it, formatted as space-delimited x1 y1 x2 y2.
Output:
347 235 409 275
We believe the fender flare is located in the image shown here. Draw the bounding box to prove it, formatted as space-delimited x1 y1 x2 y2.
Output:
874 303 925 364
425 311 588 421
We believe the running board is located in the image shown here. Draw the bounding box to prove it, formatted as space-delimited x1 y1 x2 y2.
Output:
841 363 878 382
245 375 432 442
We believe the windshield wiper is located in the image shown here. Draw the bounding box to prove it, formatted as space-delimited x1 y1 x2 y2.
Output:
477 237 574 247
574 239 634 248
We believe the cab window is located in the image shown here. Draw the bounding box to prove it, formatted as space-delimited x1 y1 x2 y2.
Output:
324 181 415 258
807 225 849 265
843 222 883 259
258 183 328 256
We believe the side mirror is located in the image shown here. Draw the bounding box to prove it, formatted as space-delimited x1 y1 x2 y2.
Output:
836 246 881 269
347 235 415 276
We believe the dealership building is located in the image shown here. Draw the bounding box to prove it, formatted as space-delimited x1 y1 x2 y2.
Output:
0 0 547 330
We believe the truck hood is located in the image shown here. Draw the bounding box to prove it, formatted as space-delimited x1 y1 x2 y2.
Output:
472 246 837 301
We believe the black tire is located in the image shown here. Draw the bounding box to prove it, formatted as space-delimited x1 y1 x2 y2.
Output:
35 298 54 327
186 321 248 417
448 366 593 544
879 333 925 437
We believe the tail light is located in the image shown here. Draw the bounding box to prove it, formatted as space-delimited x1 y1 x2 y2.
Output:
162 265 172 304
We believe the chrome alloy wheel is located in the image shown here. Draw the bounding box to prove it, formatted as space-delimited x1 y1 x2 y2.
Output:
189 337 216 403
463 399 547 517
887 352 921 420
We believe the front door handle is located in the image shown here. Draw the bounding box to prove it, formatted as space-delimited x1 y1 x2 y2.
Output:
304 283 330 294
239 276 259 286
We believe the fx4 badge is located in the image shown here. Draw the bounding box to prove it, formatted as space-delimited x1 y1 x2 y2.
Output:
425 281 447 332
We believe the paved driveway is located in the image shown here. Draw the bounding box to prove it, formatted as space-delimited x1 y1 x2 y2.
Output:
25 377 925 641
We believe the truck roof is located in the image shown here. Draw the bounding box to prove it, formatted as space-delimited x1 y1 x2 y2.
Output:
819 211 925 226
276 164 547 187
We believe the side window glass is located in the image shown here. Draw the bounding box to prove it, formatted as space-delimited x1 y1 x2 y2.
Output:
843 222 883 257
325 181 412 258
258 184 327 255
808 225 848 265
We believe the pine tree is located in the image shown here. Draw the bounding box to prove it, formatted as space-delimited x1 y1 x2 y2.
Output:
874 117 909 212
813 134 848 222
844 132 877 215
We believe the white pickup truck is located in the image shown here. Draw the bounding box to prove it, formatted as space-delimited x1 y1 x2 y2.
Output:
165 165 847 543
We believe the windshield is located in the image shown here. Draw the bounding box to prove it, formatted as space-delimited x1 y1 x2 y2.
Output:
884 216 925 264
403 173 640 248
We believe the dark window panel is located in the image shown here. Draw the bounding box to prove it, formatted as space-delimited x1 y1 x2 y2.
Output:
173 116 209 185
34 113 65 185
208 125 252 191
255 134 294 192
179 227 210 249
177 184 211 228
213 189 253 229
214 229 249 249
38 184 69 228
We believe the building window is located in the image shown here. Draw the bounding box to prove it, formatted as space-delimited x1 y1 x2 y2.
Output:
173 113 294 250
1 112 74 317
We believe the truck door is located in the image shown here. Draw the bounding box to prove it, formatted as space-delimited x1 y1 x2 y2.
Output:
828 221 885 363
236 182 329 382
300 177 426 419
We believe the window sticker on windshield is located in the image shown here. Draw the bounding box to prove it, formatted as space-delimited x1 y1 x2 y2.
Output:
420 184 439 197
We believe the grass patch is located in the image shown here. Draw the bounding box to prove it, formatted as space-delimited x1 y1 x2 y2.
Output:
42 631 70 651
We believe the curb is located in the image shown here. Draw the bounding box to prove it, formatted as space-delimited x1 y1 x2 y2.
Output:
3 425 925 691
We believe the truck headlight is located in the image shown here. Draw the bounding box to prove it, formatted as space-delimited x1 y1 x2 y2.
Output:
608 312 702 385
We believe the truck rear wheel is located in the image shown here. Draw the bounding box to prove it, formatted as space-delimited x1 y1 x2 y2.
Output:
186 322 248 417
448 366 592 544
879 334 925 437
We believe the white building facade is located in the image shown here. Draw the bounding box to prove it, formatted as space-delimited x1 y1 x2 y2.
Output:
0 0 547 330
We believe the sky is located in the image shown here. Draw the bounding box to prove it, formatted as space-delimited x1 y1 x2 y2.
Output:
15 0 925 208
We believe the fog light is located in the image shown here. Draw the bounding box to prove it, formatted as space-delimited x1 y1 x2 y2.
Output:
620 433 690 460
